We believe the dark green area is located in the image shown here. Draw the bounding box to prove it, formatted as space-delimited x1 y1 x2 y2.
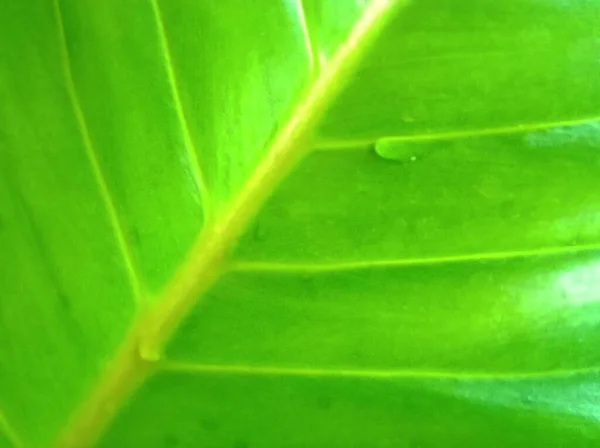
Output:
99 371 600 448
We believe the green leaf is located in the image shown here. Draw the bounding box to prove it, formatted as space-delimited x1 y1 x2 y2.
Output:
1 0 600 447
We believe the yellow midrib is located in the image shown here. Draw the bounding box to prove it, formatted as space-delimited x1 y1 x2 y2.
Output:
52 1 404 446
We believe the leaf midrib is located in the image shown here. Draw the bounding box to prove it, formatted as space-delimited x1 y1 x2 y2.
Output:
52 1 405 446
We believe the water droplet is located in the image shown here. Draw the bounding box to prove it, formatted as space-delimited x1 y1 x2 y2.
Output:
374 139 424 163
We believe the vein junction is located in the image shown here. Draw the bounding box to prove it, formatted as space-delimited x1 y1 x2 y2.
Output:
52 1 403 447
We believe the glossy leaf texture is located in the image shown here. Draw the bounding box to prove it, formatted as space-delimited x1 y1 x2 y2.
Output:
1 0 600 447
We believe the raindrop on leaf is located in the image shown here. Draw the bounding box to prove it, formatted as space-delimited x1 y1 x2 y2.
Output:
374 138 426 163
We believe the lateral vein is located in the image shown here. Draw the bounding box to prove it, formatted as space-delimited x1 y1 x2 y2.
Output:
314 115 600 150
150 0 211 215
230 242 600 273
159 361 600 381
53 0 144 304
295 0 318 74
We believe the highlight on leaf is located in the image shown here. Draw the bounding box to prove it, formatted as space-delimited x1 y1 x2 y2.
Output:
2 0 600 447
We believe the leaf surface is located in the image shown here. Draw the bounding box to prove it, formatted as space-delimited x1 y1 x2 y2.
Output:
1 0 600 447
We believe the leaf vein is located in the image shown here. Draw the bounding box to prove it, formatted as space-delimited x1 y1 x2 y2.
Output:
295 0 318 74
159 361 600 381
52 2 407 446
150 0 211 215
53 0 144 304
230 242 600 274
314 115 600 150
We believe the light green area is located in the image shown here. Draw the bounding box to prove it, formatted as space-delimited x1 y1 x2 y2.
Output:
56 0 206 291
319 0 600 139
302 0 371 65
156 0 311 211
235 124 600 263
2 0 600 447
168 250 600 373
98 371 600 447
0 0 322 445
374 137 429 161
0 2 135 444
